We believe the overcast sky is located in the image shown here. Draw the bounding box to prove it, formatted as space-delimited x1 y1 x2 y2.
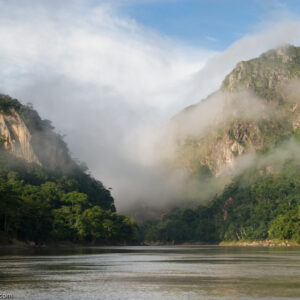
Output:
1 0 300 210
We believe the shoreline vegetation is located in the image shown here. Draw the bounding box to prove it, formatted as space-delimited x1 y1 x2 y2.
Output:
0 239 140 249
218 240 300 247
145 240 300 247
1 239 299 249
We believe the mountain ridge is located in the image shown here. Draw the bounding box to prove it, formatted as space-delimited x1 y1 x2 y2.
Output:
166 44 300 176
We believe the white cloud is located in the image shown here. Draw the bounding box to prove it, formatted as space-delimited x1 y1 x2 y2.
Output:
0 0 211 209
1 0 300 211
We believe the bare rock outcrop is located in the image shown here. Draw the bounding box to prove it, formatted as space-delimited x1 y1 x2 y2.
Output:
0 109 40 165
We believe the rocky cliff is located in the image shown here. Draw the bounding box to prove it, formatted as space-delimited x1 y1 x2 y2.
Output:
0 108 40 165
0 94 76 173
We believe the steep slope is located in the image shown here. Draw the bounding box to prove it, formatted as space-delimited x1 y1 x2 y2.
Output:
168 45 300 176
140 45 300 244
0 94 137 245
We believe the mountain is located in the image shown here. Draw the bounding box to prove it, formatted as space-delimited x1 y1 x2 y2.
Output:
0 94 137 245
167 44 300 176
141 45 300 244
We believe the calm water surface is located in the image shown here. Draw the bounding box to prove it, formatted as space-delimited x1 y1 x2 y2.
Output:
0 246 299 299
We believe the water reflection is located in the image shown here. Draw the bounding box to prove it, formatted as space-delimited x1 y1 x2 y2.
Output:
0 246 299 299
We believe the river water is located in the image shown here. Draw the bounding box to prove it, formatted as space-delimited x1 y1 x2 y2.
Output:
0 245 299 299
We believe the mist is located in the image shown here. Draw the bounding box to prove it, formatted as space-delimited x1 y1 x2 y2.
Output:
1 1 300 214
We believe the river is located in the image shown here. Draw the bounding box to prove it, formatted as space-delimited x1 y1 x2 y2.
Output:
0 246 299 299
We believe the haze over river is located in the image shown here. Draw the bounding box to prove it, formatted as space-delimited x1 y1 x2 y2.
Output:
0 246 299 299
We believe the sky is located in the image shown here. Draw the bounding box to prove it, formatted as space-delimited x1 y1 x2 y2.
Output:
1 0 300 210
119 0 300 49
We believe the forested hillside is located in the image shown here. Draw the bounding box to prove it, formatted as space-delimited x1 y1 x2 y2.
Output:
0 94 137 245
140 45 300 244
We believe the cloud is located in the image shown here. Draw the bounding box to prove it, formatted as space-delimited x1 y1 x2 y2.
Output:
1 0 300 213
0 0 211 210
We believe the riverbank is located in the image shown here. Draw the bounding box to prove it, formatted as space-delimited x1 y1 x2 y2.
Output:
0 239 139 249
144 240 300 247
143 241 214 246
219 239 300 247
2 239 300 249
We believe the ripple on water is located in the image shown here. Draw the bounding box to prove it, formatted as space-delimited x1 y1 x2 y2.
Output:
0 246 299 300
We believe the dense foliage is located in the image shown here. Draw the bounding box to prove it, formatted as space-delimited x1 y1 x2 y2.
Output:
141 152 300 244
0 95 137 245
0 151 137 244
